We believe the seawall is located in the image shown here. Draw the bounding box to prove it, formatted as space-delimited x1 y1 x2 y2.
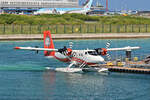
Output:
1 33 150 40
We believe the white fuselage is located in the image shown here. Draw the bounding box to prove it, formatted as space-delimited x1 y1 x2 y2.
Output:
34 0 93 15
34 8 88 15
47 50 104 65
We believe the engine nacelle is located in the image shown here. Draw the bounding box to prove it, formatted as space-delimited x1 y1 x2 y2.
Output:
58 46 72 56
95 48 107 56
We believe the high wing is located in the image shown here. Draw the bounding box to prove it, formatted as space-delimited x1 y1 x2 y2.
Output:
84 46 140 53
15 46 140 52
107 46 140 51
14 47 58 52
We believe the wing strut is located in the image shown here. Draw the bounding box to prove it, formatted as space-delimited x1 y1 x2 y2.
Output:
67 61 76 68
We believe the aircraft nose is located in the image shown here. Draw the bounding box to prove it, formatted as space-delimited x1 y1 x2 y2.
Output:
99 56 105 62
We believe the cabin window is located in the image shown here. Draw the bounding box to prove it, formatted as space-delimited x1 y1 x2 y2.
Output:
88 51 98 56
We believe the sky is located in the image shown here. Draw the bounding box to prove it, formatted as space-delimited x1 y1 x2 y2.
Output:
80 0 150 11
99 0 150 11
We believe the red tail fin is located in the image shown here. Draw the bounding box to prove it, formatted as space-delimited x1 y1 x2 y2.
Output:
44 31 55 56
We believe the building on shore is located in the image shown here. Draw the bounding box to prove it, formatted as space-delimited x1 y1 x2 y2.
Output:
137 11 150 16
87 6 105 15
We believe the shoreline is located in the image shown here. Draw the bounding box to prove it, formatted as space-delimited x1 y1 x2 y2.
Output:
1 33 150 41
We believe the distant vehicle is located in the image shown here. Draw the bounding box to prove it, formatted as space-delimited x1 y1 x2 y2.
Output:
34 0 93 15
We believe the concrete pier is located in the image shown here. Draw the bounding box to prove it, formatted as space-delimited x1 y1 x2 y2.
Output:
108 67 150 74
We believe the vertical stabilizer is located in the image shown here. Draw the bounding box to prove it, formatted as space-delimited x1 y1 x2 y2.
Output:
44 31 55 56
83 0 93 10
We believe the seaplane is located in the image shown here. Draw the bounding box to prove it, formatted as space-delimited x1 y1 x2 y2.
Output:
14 31 140 73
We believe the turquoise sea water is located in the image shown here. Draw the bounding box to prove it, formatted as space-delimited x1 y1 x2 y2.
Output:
0 39 150 100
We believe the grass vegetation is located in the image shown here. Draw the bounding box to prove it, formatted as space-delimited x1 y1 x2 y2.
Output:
0 14 150 34
0 13 150 25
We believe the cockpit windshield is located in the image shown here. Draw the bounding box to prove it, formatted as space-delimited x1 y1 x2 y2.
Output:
87 51 98 56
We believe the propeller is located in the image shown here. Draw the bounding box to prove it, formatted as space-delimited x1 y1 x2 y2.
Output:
106 42 110 49
105 42 111 61
69 42 73 49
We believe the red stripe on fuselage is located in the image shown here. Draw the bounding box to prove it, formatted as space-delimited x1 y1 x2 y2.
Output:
72 57 96 65
54 56 71 62
53 56 96 65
